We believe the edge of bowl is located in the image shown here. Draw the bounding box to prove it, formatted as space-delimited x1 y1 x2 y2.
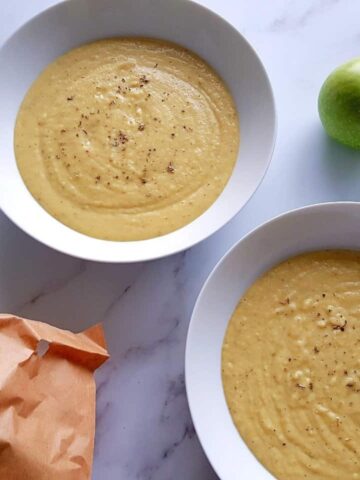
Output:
0 0 277 263
185 200 360 479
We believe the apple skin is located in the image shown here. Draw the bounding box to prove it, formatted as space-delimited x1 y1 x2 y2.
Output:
318 58 360 149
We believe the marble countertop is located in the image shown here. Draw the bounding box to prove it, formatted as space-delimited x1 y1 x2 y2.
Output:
1 0 360 478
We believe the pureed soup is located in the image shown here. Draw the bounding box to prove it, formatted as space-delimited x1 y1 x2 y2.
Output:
14 38 239 241
222 251 360 480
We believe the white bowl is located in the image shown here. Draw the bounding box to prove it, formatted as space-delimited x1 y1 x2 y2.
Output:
185 201 360 480
0 0 275 262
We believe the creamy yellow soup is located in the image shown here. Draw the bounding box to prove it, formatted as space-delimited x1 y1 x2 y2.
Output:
222 251 360 480
14 38 239 241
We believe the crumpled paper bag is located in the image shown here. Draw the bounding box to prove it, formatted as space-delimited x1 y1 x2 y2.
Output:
0 314 109 480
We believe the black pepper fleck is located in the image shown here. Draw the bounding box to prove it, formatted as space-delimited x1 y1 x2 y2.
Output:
139 74 149 87
119 131 128 144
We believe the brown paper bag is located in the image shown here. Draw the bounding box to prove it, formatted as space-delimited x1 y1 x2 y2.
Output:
0 314 109 480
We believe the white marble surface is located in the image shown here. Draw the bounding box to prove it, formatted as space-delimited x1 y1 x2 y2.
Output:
1 0 360 478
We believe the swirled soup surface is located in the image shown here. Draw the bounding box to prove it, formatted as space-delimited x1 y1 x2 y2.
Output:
15 38 239 240
222 250 360 480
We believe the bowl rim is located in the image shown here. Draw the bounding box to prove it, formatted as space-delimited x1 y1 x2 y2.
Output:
185 200 360 479
0 0 277 263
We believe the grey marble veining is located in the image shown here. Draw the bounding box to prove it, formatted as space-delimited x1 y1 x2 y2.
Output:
2 0 360 479
268 0 342 33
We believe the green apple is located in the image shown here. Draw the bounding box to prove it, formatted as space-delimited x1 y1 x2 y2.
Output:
318 57 360 149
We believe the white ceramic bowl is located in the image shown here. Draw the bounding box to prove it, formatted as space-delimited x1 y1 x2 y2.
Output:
0 0 275 262
185 201 360 480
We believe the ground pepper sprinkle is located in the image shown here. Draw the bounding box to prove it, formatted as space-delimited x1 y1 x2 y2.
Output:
119 131 128 144
167 162 175 173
